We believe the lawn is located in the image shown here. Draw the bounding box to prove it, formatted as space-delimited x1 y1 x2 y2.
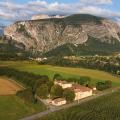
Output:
0 61 120 86
0 95 46 120
38 91 120 120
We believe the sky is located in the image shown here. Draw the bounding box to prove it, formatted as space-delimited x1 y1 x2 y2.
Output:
0 0 120 26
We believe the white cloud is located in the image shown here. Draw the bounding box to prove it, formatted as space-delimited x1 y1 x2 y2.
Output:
0 0 119 25
80 0 112 5
28 0 47 6
79 6 120 18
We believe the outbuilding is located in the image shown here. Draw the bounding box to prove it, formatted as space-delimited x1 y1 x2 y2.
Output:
54 80 72 89
52 98 67 106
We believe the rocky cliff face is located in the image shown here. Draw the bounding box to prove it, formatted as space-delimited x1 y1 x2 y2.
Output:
4 14 120 52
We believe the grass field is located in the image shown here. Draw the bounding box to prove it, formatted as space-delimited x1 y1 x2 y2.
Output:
38 91 120 120
0 95 46 120
0 77 22 95
0 61 119 120
0 61 120 86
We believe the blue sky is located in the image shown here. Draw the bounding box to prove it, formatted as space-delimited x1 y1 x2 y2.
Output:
0 0 120 25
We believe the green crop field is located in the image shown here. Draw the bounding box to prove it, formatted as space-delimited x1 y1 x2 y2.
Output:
38 91 120 120
0 61 120 86
0 95 46 120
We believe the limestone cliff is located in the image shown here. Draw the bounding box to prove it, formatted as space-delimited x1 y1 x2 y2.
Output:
4 14 120 52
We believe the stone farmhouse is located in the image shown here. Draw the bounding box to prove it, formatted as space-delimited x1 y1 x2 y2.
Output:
71 84 93 100
52 80 93 105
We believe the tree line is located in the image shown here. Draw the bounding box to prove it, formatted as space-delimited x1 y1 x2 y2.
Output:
40 56 120 75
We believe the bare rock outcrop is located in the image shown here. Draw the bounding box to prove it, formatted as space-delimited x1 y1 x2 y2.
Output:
4 14 120 52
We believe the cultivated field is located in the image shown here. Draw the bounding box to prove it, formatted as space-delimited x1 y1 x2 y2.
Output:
0 61 120 86
0 95 46 120
39 91 120 120
0 77 22 95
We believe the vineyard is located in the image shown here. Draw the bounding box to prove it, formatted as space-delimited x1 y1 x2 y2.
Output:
39 91 120 120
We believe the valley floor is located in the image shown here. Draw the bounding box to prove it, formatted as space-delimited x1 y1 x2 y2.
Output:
0 60 120 120
0 61 120 86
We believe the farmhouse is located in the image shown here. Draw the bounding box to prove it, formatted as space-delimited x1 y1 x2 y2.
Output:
52 80 93 106
52 98 67 106
71 84 93 100
54 80 72 89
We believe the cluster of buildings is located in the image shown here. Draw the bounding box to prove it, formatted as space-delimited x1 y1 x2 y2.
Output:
51 80 93 106
29 57 47 62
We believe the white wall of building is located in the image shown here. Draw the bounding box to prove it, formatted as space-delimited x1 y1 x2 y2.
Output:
75 90 92 100
54 81 72 89
61 83 72 89
52 100 67 106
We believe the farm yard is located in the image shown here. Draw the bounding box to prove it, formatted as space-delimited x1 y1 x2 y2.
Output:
38 91 120 120
0 61 120 86
0 77 22 95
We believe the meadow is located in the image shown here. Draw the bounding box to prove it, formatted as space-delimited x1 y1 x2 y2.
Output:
0 95 46 120
38 91 120 120
0 61 120 86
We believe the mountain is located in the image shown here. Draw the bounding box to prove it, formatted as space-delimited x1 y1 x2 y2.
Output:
4 14 120 55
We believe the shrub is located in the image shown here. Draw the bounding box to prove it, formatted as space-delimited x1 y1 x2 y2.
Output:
63 88 75 102
37 84 49 99
50 84 63 99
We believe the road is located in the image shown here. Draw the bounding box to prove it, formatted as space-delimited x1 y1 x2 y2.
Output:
19 87 120 120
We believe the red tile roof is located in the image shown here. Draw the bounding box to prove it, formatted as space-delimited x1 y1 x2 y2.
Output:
71 84 92 93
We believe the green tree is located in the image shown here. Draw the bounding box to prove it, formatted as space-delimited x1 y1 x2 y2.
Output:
50 84 63 98
53 74 63 80
79 76 91 86
105 80 112 88
37 84 49 99
16 89 37 104
63 89 75 102
46 80 54 92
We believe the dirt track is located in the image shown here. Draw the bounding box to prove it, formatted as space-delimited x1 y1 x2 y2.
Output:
0 78 22 95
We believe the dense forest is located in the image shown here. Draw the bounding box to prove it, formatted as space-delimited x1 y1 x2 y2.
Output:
44 36 120 57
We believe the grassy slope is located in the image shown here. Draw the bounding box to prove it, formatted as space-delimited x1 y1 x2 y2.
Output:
0 95 46 120
39 91 120 120
0 61 120 86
